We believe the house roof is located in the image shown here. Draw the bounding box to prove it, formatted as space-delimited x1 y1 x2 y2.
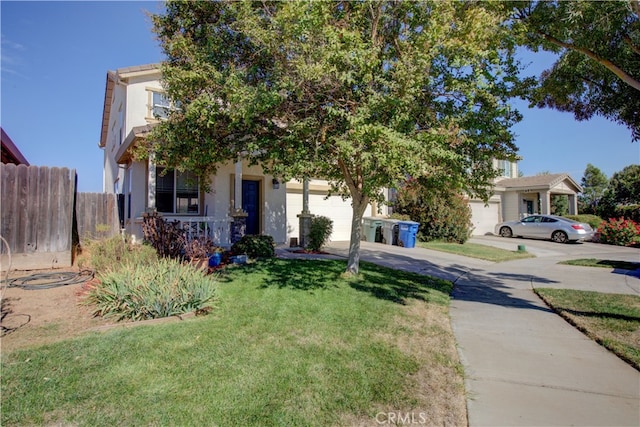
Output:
99 63 162 149
1 128 29 165
496 173 582 193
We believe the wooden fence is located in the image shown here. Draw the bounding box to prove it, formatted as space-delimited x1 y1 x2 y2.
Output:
75 192 120 241
1 164 120 271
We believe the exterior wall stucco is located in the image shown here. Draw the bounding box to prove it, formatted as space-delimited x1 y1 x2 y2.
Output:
102 84 127 193
502 191 521 222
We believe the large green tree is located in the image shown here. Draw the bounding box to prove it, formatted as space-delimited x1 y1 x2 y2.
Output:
597 164 640 219
608 164 640 205
149 0 524 275
512 1 640 140
579 163 609 214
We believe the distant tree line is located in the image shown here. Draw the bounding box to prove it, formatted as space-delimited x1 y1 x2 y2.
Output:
579 163 640 221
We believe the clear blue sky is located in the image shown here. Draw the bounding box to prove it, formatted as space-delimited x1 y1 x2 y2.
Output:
2 1 638 193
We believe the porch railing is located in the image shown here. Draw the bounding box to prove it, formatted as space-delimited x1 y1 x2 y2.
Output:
162 216 232 246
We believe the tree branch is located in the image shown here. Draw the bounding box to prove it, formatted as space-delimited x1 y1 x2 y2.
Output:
540 32 640 92
623 34 640 56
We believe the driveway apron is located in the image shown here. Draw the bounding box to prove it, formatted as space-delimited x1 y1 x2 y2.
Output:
324 241 640 426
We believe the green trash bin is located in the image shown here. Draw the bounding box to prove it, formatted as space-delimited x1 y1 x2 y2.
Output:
362 217 383 242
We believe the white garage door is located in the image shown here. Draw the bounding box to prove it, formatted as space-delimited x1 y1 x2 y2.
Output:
286 192 353 242
469 200 500 236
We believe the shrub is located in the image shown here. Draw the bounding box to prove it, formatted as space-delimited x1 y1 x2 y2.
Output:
141 212 185 259
617 204 640 223
231 234 275 258
183 237 222 262
598 218 640 246
394 180 472 243
77 235 157 273
565 214 603 230
307 215 334 252
389 213 411 221
85 258 217 321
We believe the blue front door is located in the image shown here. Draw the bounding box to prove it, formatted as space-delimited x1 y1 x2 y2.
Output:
242 180 260 235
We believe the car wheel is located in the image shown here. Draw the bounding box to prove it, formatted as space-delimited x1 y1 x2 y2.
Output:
552 230 568 243
499 226 513 238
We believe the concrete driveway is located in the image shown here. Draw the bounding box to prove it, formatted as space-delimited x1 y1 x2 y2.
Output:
323 239 640 426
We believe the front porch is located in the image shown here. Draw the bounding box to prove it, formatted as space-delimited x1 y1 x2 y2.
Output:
497 173 582 222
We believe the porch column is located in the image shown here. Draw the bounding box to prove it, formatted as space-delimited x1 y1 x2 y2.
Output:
540 191 551 215
568 194 578 215
147 153 156 211
297 177 313 248
231 157 248 243
233 157 243 212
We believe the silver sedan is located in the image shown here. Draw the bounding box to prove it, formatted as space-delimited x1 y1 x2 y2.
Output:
495 215 595 243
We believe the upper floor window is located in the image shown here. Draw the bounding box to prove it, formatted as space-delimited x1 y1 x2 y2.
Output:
152 91 171 119
156 167 200 214
498 160 512 178
118 105 125 145
148 90 181 120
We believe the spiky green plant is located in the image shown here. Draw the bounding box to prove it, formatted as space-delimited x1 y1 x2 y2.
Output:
85 259 217 321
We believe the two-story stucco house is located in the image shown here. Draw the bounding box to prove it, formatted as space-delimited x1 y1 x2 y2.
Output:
99 64 389 245
100 63 582 245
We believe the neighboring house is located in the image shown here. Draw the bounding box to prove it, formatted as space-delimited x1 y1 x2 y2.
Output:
1 128 29 165
100 63 581 243
469 162 582 235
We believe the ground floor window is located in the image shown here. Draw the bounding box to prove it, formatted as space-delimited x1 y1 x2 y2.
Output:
156 167 199 214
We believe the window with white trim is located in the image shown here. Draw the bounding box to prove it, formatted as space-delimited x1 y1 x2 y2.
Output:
498 160 512 178
156 167 200 214
152 91 171 119
148 90 181 120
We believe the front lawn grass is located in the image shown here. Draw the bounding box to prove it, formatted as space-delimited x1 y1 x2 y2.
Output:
1 259 466 426
418 240 534 262
559 258 640 270
535 288 640 370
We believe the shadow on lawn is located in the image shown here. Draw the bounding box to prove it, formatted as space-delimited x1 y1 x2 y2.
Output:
229 258 452 304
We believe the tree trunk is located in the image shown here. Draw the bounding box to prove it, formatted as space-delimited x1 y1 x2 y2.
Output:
345 194 369 276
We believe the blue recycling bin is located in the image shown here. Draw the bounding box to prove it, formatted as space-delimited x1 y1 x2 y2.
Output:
397 221 419 248
208 252 222 267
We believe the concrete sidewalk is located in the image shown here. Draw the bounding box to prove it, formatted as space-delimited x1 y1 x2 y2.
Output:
322 241 640 426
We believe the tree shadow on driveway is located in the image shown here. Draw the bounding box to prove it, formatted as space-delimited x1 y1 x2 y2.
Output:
453 270 557 311
330 245 560 312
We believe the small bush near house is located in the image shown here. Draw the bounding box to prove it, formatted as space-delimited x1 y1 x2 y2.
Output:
77 235 158 272
389 213 411 221
307 215 334 252
598 218 640 246
85 258 217 321
565 214 603 230
394 179 472 244
141 212 185 259
231 234 275 259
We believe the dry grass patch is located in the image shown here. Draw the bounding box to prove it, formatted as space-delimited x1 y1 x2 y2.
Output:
343 300 467 426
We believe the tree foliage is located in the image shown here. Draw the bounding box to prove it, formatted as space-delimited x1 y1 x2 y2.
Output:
512 0 640 140
150 0 525 274
595 164 640 219
607 164 640 205
579 163 609 214
393 179 472 244
551 195 569 216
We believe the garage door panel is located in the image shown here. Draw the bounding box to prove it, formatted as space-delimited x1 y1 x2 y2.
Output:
286 193 353 241
469 201 500 236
